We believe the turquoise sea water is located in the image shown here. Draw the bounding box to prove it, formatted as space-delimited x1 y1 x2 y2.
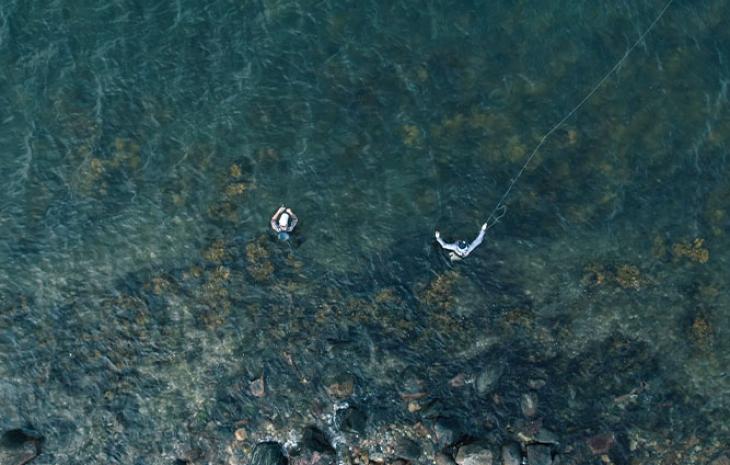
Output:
1 1 729 464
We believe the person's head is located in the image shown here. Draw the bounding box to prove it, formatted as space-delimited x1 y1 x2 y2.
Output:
458 240 468 250
278 212 290 229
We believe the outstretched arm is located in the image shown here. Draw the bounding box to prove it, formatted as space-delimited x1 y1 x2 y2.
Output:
465 224 487 255
435 231 463 253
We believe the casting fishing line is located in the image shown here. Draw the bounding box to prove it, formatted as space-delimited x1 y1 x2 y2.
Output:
484 0 674 229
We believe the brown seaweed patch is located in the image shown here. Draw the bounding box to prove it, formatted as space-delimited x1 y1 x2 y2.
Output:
506 136 527 163
71 152 109 195
285 255 304 272
690 315 713 349
207 201 239 223
431 113 467 139
197 266 232 328
109 137 142 170
229 163 242 178
203 239 228 263
225 182 250 198
581 263 646 290
672 238 709 264
246 237 274 281
615 264 642 290
401 124 422 147
182 266 204 281
374 288 401 306
500 307 536 334
581 264 607 287
418 271 459 311
148 276 172 295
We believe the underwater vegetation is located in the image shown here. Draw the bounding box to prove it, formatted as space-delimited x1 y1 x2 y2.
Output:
1 0 729 464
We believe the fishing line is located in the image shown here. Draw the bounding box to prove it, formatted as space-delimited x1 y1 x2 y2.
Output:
484 0 674 230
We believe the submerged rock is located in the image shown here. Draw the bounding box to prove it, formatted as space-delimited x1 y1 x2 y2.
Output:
432 417 462 448
1 428 42 447
336 406 367 434
525 444 552 465
0 434 40 465
455 443 494 465
291 427 336 465
302 426 335 454
501 442 521 465
586 432 614 455
250 375 266 398
527 378 546 390
0 428 41 465
235 428 248 442
394 437 421 462
513 421 560 446
448 373 466 388
325 373 355 398
399 375 427 400
476 363 504 395
252 442 288 465
521 393 538 418
434 452 457 465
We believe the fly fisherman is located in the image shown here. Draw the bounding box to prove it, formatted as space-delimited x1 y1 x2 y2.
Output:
435 223 487 261
270 205 298 241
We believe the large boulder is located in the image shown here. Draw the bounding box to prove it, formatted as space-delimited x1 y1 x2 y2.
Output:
251 441 288 465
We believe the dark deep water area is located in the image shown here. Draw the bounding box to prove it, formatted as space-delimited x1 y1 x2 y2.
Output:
1 1 729 464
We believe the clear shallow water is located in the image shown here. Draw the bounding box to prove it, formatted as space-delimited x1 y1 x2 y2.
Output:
1 1 729 464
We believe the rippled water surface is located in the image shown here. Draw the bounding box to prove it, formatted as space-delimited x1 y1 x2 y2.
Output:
1 1 729 464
